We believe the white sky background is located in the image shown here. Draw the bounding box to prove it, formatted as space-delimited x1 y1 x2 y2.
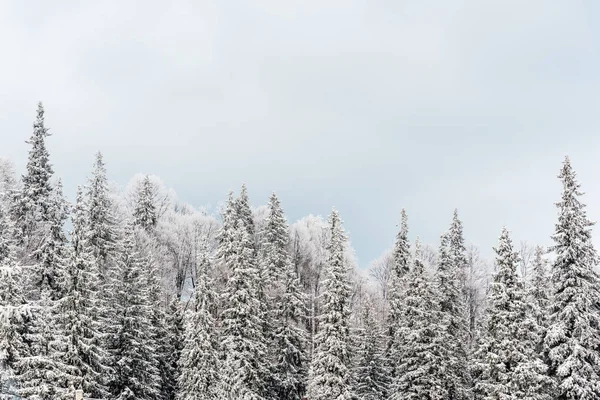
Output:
1 0 600 266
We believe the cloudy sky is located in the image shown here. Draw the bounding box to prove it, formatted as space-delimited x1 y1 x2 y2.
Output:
1 0 600 266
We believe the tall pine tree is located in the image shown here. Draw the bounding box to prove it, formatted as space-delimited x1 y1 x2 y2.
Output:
543 157 600 399
178 248 220 400
307 209 355 400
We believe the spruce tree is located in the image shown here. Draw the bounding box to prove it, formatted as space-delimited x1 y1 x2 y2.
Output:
307 210 355 400
59 187 110 398
178 248 221 400
473 227 551 400
386 209 410 382
390 239 446 400
543 157 600 399
353 296 388 400
11 102 54 253
434 232 470 400
260 193 308 400
235 184 255 240
219 217 268 400
17 181 70 400
0 203 27 397
85 152 119 279
108 224 160 400
133 175 158 231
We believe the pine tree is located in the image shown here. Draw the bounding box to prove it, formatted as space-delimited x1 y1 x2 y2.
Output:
164 298 184 400
108 224 160 400
307 210 355 400
59 187 110 398
219 218 268 400
178 248 221 400
0 203 27 398
11 102 54 253
235 184 255 240
353 296 388 400
473 227 551 400
434 232 470 400
528 246 550 352
390 239 446 400
260 193 308 400
17 181 71 400
133 175 158 231
386 209 410 383
543 157 600 400
85 152 119 279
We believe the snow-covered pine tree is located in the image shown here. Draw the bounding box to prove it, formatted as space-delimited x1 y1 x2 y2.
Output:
11 102 55 255
85 152 120 279
235 184 255 241
164 298 184 400
17 180 71 400
434 232 470 400
261 193 308 400
219 217 268 400
527 245 550 355
543 157 600 400
386 209 410 383
473 227 551 400
0 203 28 398
390 239 446 400
133 175 158 231
353 295 388 400
307 209 355 400
59 187 110 398
178 247 221 400
108 224 160 400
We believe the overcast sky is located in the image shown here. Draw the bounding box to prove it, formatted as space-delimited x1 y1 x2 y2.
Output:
1 0 600 266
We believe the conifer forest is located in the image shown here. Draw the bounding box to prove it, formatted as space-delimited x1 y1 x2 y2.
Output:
2 103 600 400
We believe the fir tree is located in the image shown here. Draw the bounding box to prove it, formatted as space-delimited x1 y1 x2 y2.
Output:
0 203 27 398
59 187 110 398
235 184 255 240
390 239 446 400
85 152 119 278
473 227 551 400
108 224 160 400
178 248 221 400
353 296 388 400
386 209 410 382
260 193 308 400
11 102 54 252
133 175 158 231
434 232 470 400
219 218 268 400
543 157 600 400
307 210 355 400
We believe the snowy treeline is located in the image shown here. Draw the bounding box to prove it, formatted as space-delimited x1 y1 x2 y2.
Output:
1 103 600 400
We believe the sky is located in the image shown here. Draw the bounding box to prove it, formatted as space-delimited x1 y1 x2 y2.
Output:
1 0 600 267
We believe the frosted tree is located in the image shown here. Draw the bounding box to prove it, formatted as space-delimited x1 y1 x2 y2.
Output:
17 180 71 400
219 217 268 399
434 232 470 400
178 248 221 400
133 175 158 230
11 103 54 254
108 224 160 400
235 184 256 240
473 227 551 400
390 239 446 400
353 296 388 400
59 187 110 398
85 152 120 279
543 157 600 400
164 298 184 400
529 246 550 348
386 209 410 382
307 210 355 400
261 194 308 399
0 203 27 397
